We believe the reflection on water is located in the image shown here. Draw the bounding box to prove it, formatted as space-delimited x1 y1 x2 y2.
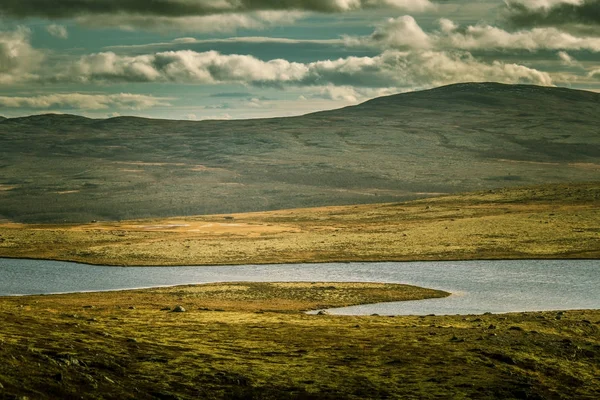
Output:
0 258 598 315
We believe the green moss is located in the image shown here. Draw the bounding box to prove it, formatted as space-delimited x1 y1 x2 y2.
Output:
0 284 598 399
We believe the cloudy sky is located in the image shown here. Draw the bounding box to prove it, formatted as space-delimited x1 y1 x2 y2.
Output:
1 0 598 120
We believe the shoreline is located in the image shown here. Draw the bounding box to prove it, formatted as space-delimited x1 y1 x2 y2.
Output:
1 254 600 268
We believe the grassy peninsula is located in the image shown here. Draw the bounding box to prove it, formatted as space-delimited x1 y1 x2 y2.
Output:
0 283 598 399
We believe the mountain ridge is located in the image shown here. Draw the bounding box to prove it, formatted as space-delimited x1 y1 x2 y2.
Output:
0 82 598 223
3 82 599 123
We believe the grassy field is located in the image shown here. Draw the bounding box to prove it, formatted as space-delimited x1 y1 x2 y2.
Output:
0 283 598 399
1 182 599 266
1 182 599 399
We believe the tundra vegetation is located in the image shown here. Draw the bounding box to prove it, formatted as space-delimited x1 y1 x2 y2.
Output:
0 182 598 266
0 283 598 399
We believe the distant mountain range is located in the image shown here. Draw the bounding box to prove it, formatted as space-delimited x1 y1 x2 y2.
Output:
1 82 599 223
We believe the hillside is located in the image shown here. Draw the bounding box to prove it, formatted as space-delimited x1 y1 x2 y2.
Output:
1 82 599 223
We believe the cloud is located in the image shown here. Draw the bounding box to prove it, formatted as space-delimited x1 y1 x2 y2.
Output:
58 48 553 88
76 11 304 33
589 68 600 78
0 93 172 110
302 51 553 88
347 15 431 49
0 0 435 19
0 1 434 33
105 35 344 51
46 24 68 39
348 16 600 52
441 24 600 51
313 85 398 102
504 0 600 29
0 27 44 84
198 113 233 121
557 50 580 65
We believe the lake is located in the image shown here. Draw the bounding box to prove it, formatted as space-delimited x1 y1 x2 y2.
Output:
0 258 598 315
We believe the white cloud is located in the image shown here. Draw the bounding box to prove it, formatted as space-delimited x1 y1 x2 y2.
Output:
199 113 233 121
0 27 44 84
438 18 458 34
60 48 553 89
442 25 600 52
356 15 431 49
46 24 69 39
76 11 304 34
0 93 172 110
558 50 580 66
589 68 600 78
365 0 435 12
66 50 309 84
348 16 600 52
314 85 398 102
507 0 585 9
105 36 344 51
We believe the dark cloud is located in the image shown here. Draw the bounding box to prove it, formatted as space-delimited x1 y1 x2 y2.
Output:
0 0 433 19
505 0 600 29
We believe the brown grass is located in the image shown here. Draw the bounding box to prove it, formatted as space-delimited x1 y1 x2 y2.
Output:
1 182 599 266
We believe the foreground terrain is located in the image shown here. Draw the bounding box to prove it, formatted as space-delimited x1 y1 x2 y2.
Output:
1 83 599 223
0 283 598 399
1 182 599 265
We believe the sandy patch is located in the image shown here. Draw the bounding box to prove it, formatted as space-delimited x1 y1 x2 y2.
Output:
119 169 144 173
56 190 80 195
569 163 600 170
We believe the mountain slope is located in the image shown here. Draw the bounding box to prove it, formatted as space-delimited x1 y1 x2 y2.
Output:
1 82 599 223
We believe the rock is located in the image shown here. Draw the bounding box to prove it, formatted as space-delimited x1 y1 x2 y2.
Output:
316 310 329 315
172 305 186 313
509 326 524 331
128 306 136 310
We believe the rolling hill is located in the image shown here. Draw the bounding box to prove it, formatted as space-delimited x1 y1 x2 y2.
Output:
1 82 598 223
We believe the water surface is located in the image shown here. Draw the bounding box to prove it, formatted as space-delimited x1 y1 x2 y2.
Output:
0 258 598 315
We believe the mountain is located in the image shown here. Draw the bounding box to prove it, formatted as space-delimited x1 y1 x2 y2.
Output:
1 82 598 223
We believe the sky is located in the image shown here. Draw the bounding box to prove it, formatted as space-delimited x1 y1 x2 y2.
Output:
0 0 599 120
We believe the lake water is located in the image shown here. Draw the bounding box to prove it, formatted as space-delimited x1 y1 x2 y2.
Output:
0 258 598 315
